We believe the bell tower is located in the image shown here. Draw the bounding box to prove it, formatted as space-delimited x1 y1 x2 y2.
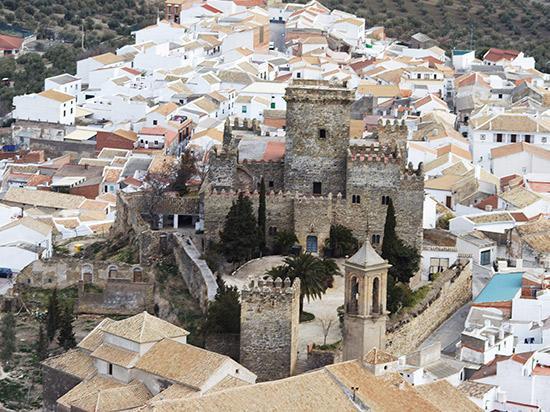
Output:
343 241 391 361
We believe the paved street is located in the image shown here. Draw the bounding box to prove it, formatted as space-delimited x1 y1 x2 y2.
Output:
421 303 471 355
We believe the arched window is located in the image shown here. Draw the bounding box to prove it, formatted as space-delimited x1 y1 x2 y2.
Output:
107 264 118 279
371 234 380 244
352 195 361 204
348 276 359 315
372 277 380 314
133 267 143 282
382 195 391 205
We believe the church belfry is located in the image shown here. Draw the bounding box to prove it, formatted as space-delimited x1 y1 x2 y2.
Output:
343 241 391 361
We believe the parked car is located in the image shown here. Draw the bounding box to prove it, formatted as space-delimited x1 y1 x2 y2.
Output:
0 268 13 278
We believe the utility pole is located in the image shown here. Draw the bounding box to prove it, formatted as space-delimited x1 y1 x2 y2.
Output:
81 24 85 51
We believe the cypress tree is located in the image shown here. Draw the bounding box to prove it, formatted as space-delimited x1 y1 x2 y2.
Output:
172 151 196 196
57 306 76 350
35 324 48 362
381 198 420 284
258 177 267 254
46 289 60 342
0 312 16 367
220 192 259 262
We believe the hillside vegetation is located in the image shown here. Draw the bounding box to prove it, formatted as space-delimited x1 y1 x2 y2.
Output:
0 0 161 48
322 0 550 72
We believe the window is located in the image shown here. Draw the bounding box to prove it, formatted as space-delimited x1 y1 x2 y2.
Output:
480 134 486 141
313 181 322 195
108 363 113 375
153 120 158 125
268 180 274 188
63 110 66 117
496 133 503 143
70 108 73 114
270 102 276 109
352 194 361 204
542 137 548 143
319 128 327 139
382 195 390 205
498 94 503 99
417 74 421 79
242 106 247 113
296 72 301 78
371 234 380 244
511 134 517 143
480 250 491 266
429 257 449 274
524 134 532 143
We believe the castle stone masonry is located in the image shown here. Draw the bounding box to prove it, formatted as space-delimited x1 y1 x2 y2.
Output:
206 80 425 253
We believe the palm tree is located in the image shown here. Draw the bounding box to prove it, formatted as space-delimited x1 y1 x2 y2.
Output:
266 253 340 315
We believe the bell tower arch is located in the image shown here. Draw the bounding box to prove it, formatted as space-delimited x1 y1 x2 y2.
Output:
343 241 391 361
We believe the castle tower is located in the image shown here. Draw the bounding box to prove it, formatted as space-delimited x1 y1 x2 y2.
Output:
240 277 300 382
343 241 391 361
283 80 355 196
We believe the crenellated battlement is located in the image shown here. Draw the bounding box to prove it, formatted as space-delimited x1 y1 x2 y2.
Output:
242 277 300 295
348 142 404 165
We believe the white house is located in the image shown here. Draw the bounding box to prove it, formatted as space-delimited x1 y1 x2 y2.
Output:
456 231 497 267
44 74 82 98
76 52 127 84
133 20 188 45
0 217 53 261
451 50 476 72
421 229 459 281
239 81 287 111
13 90 76 125
491 142 550 177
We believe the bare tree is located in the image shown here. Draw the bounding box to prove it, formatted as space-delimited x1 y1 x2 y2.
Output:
318 316 334 346
142 160 177 229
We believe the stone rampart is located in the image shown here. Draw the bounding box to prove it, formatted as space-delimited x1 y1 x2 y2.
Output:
77 279 153 315
172 234 217 312
385 260 472 355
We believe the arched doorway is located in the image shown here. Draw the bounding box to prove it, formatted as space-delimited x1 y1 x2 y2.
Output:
306 235 318 253
372 277 380 314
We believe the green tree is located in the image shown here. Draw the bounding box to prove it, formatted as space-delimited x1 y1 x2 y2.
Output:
171 151 196 196
35 324 48 362
220 192 259 263
46 289 60 342
381 198 420 313
258 177 267 254
381 198 420 284
0 312 16 368
267 254 340 315
273 230 298 255
44 44 78 75
57 305 76 350
325 224 359 258
203 277 241 334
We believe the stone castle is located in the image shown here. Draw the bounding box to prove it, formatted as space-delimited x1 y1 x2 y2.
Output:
240 276 300 382
205 79 424 254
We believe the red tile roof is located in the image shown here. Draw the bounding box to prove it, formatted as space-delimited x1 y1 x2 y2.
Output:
27 174 52 187
121 67 142 76
510 212 529 222
262 141 285 161
0 34 23 51
483 48 520 63
528 181 550 193
475 194 498 211
201 3 222 13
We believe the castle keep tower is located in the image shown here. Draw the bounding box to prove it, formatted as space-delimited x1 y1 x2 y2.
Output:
284 80 355 196
240 277 300 382
343 241 390 361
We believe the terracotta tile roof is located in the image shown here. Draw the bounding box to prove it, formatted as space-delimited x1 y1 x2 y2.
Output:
484 48 520 63
532 365 550 376
71 380 152 411
39 89 74 103
42 349 96 380
80 199 109 212
101 311 189 343
103 167 122 184
475 194 499 211
436 144 472 161
457 381 496 399
0 216 53 236
135 339 231 389
78 319 116 352
27 174 51 187
528 181 550 193
149 384 199 402
91 343 139 368
262 141 285 161
0 34 23 50
154 102 179 116
499 186 541 208
92 52 125 65
471 114 550 133
467 212 514 224
416 380 480 411
202 3 223 13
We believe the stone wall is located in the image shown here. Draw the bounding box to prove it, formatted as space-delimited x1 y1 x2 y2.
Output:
18 258 145 289
42 366 82 411
204 333 240 361
240 277 300 382
172 234 217 312
385 260 472 355
77 279 154 315
29 137 97 159
115 192 216 312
